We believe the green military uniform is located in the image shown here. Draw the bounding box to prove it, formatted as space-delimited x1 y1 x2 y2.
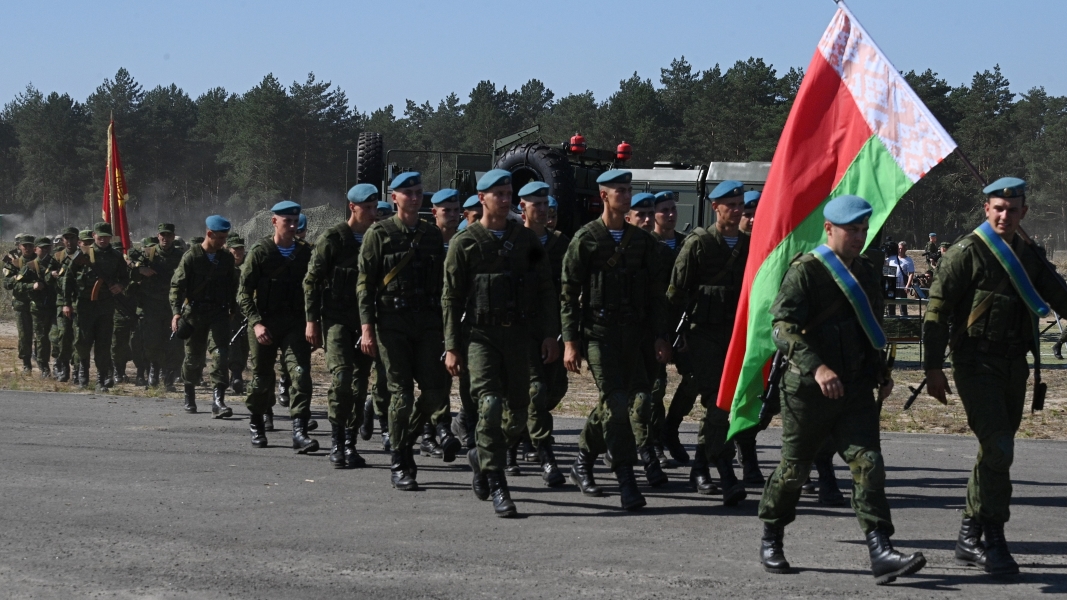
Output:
48 228 80 382
526 227 571 453
661 230 702 465
109 243 135 384
209 234 248 392
17 239 60 376
132 226 184 388
4 234 37 372
126 238 155 385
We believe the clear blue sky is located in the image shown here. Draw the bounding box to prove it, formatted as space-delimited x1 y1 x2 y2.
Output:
4 0 1064 111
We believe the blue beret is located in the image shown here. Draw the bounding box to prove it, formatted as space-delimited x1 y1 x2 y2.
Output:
929 232 937 237
477 169 512 191
271 200 301 216
376 200 393 214
654 191 675 204
518 181 550 198
389 171 421 190
823 195 872 225
744 190 761 208
347 183 379 204
297 214 307 231
710 180 745 200
431 188 460 205
631 192 655 209
547 196 558 209
463 195 481 209
596 169 632 185
458 219 469 231
205 215 231 232
983 177 1026 199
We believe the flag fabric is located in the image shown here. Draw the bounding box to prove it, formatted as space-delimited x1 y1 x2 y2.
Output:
101 119 132 255
718 1 957 438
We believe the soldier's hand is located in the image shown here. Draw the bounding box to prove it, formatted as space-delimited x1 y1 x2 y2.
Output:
541 338 559 364
444 350 464 377
878 377 894 401
654 338 672 364
360 324 377 358
32 282 40 290
815 364 843 399
254 323 273 346
171 314 180 333
62 306 72 318
305 321 322 348
139 266 156 277
108 283 123 296
563 341 582 374
926 368 949 405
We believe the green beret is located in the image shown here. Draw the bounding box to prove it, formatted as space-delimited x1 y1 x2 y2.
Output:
158 223 176 234
34 236 52 247
710 180 744 200
227 234 245 249
93 222 113 236
983 177 1026 199
79 230 93 242
596 169 632 185
61 226 79 238
823 195 872 225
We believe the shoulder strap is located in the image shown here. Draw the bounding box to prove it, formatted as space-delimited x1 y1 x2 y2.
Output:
380 227 426 288
705 237 746 287
948 277 1010 349
606 226 636 268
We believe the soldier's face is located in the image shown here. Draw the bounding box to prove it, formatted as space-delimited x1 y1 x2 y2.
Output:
432 201 461 230
158 231 175 250
35 245 50 259
464 209 481 224
600 184 633 215
272 215 298 243
62 235 77 252
521 197 549 227
740 209 755 233
392 185 423 214
713 197 744 227
627 207 655 231
230 246 246 265
205 230 228 252
19 243 34 257
350 202 378 228
79 239 92 250
480 185 513 219
985 196 1027 239
94 234 111 249
546 207 558 229
825 219 869 261
655 200 678 231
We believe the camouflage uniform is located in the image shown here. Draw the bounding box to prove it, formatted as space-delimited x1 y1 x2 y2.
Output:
132 238 183 387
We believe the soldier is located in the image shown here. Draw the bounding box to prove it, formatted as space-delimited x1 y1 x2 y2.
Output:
546 197 559 230
376 200 394 219
63 222 130 391
758 195 925 584
128 236 155 386
626 192 656 232
923 177 1067 577
448 195 483 455
4 233 38 373
740 190 760 235
359 203 394 450
18 237 60 377
133 224 184 391
109 241 136 385
223 234 249 393
462 194 482 226
734 192 767 483
924 232 939 267
239 201 318 453
303 184 379 469
561 169 672 511
171 215 238 417
357 171 453 491
442 170 559 516
49 227 80 382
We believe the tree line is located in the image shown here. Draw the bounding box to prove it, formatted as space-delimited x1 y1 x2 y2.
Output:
0 59 1063 244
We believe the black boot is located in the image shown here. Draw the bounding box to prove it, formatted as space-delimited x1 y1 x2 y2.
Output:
505 443 521 475
277 379 290 408
22 356 32 374
359 398 374 440
95 371 110 393
866 528 927 585
468 448 490 500
654 444 672 469
183 383 197 413
815 455 845 506
391 449 418 491
716 455 747 506
954 516 986 567
537 443 566 487
615 465 647 511
981 521 1020 577
663 416 690 465
379 416 391 452
570 448 604 497
147 365 159 388
344 427 365 468
263 407 275 432
134 366 146 387
420 421 441 457
113 363 127 384
230 375 245 395
249 413 267 448
435 422 461 463
212 386 232 418
77 359 90 389
460 410 477 450
736 437 765 486
638 444 668 487
39 361 51 379
329 424 346 469
760 523 791 573
291 417 320 454
688 446 717 495
486 471 518 518
56 362 70 383
521 432 538 463
404 445 418 482
163 369 177 393
1054 342 1064 360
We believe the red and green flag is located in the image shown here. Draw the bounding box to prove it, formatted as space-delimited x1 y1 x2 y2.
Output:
718 1 957 438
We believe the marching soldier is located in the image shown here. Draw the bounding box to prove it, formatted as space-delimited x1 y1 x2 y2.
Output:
462 194 482 226
239 201 318 454
128 236 155 386
49 227 79 382
109 241 135 385
223 234 249 393
17 237 61 377
923 177 1067 577
303 184 379 469
133 224 184 391
4 233 38 373
171 215 238 417
359 205 394 451
561 169 671 511
759 195 925 584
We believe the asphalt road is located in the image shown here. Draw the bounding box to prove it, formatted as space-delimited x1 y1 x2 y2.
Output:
1 389 1065 599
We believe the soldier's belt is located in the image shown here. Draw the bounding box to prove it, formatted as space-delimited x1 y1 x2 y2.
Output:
963 339 1030 359
377 295 437 312
585 308 641 326
469 311 527 328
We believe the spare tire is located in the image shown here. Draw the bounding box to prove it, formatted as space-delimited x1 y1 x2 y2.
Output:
494 143 578 234
355 132 384 191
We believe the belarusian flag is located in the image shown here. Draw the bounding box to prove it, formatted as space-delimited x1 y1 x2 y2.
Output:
719 1 956 438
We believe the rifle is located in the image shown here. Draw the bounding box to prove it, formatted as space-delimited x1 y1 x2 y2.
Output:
230 317 249 345
757 350 788 430
69 249 136 318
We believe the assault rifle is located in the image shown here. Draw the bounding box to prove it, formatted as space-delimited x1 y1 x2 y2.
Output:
69 250 136 318
757 350 788 430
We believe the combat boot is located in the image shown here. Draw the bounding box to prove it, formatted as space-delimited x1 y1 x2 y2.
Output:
435 422 461 463
291 417 320 454
866 528 927 585
486 471 518 518
263 407 275 432
249 413 268 448
344 427 365 468
328 424 346 469
1054 342 1064 360
537 443 566 487
39 362 51 379
570 448 604 497
77 359 90 389
21 356 32 374
212 386 232 418
113 363 127 384
134 366 146 387
954 516 986 567
815 454 845 505
277 379 290 408
654 444 672 469
760 523 791 573
404 445 418 481
688 446 717 495
716 455 748 506
147 364 159 388
391 450 418 491
183 383 197 413
420 421 441 457
163 369 177 393
662 415 690 465
379 415 391 451
521 433 538 463
981 521 1020 577
638 444 668 487
468 448 490 500
614 465 647 511
505 442 521 475
95 371 110 394
736 437 765 486
307 418 318 431
56 362 70 383
459 410 477 450
359 398 374 440
229 375 245 395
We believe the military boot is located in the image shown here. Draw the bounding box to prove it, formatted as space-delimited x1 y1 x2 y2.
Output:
404 445 418 481
435 422 461 463
736 437 765 486
505 442 521 475
760 523 791 574
183 383 197 413
468 448 490 500
954 517 986 567
344 427 366 468
1054 342 1064 360
230 375 245 395
716 455 747 506
537 443 566 487
654 444 672 469
134 366 146 387
329 424 346 469
981 522 1020 577
291 417 320 454
420 421 441 457
570 448 604 497
77 359 90 389
866 528 927 585
39 362 51 379
56 362 70 383
815 454 845 505
662 415 690 465
307 418 318 431
638 444 668 487
21 356 32 374
163 369 177 393
391 449 418 491
277 379 290 408
147 364 159 388
212 386 232 418
614 465 647 511
688 445 717 495
521 433 538 463
379 415 391 451
459 410 477 450
113 363 127 384
249 413 268 448
359 398 374 440
486 471 518 518
263 407 275 432
95 371 110 394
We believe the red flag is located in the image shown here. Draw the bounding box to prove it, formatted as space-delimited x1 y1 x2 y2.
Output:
102 119 132 255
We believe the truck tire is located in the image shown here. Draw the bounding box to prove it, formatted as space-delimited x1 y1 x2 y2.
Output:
355 132 384 191
494 143 577 233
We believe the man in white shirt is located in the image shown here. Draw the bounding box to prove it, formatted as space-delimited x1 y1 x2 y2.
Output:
886 241 914 316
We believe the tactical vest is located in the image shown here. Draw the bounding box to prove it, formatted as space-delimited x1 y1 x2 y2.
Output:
583 222 651 326
954 233 1034 351
688 228 748 326
543 230 567 292
376 218 443 312
465 223 542 327
323 225 362 313
187 247 234 307
254 239 311 320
